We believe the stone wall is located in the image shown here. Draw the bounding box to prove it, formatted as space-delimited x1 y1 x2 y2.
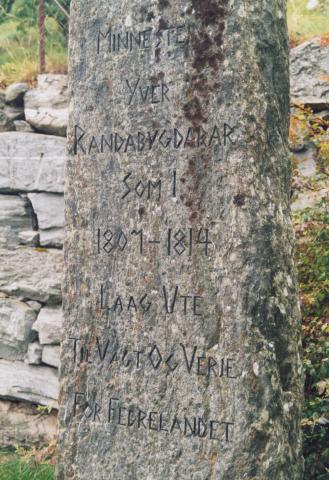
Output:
0 75 66 446
0 38 328 446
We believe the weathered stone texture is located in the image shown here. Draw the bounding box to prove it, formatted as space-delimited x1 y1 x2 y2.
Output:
18 230 40 247
0 248 62 304
39 228 64 248
0 78 65 442
0 194 32 249
292 188 328 212
0 399 58 447
33 308 63 345
5 83 29 107
14 120 35 133
4 105 24 121
58 1 303 479
24 74 68 136
290 37 329 110
28 193 64 229
0 132 65 193
27 193 64 248
0 359 58 406
25 341 43 365
42 345 60 368
0 110 14 132
0 298 37 360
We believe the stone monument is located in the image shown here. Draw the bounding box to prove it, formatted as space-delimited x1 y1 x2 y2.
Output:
58 0 304 478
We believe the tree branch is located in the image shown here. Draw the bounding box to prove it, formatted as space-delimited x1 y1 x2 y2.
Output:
52 0 69 18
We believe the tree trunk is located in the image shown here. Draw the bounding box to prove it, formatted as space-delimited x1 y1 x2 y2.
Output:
38 0 46 74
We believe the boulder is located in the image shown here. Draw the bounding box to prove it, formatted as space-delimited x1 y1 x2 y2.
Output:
0 399 58 447
5 83 29 107
24 74 68 136
28 193 64 230
291 188 328 211
26 301 42 312
40 228 64 248
290 38 329 110
0 110 15 132
0 195 33 249
0 132 65 193
292 144 317 178
14 120 35 133
42 345 60 368
0 247 62 304
4 105 24 121
0 298 37 361
18 231 39 247
25 341 43 365
33 308 63 345
0 359 58 406
317 110 329 121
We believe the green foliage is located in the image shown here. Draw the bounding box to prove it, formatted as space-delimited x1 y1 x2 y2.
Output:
0 0 71 82
0 0 14 23
294 203 329 479
0 17 67 88
36 404 56 414
288 0 329 43
11 0 37 32
7 0 70 34
0 447 55 480
0 0 69 88
46 1 71 36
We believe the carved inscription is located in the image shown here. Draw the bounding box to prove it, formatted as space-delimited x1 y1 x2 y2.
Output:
121 170 176 201
68 11 239 451
73 393 234 442
97 228 211 257
74 123 237 155
126 78 170 105
99 284 205 315
97 24 192 56
70 337 238 379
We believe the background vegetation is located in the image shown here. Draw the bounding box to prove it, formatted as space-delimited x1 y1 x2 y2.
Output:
288 0 329 44
291 104 329 479
0 0 328 479
1 0 329 87
295 200 329 478
0 444 56 480
0 0 69 88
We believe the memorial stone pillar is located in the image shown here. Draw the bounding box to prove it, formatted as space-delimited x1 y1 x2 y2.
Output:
58 1 304 478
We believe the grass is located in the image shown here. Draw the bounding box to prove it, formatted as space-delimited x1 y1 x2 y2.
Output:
0 17 67 88
0 447 55 480
288 0 329 44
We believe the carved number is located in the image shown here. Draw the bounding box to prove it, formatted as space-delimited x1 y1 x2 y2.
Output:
97 228 211 257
